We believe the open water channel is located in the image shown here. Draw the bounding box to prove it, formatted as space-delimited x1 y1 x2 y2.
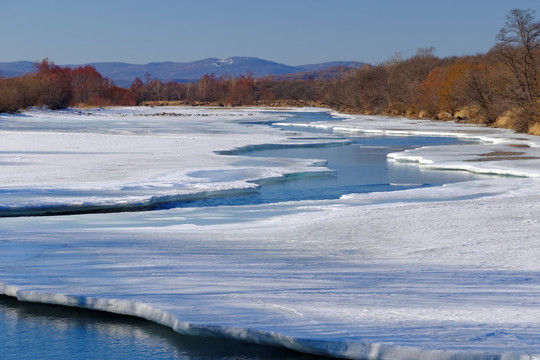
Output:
0 110 495 359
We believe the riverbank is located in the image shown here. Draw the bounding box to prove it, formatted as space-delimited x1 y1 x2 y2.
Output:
139 99 540 137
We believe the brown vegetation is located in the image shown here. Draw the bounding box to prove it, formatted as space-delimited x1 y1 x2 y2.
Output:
0 59 136 112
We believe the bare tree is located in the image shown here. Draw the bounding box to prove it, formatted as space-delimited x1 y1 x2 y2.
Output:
495 9 540 115
462 59 510 125
385 47 441 115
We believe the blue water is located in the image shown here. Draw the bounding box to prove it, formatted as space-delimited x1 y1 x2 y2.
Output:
155 111 490 209
169 135 487 209
0 296 325 360
0 110 496 359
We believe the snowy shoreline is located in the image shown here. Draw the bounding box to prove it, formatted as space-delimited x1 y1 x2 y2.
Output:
1 107 540 359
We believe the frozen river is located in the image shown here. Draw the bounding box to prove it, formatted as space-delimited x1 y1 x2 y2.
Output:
1 107 540 359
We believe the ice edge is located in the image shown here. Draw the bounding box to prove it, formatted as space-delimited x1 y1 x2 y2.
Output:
0 282 533 360
276 120 540 178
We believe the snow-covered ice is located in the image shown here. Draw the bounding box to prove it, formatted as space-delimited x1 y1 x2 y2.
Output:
1 107 540 359
0 107 334 215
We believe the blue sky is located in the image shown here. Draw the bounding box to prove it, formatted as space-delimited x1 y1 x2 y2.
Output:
1 0 539 65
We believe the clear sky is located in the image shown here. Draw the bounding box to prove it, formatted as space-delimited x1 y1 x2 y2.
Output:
1 0 539 66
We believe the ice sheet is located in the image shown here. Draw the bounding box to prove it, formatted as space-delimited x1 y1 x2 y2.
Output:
1 107 540 359
0 107 334 215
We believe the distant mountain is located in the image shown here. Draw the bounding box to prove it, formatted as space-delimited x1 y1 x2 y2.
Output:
0 57 365 87
0 61 35 78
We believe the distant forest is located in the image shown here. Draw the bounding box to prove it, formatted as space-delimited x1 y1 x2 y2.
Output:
1 9 539 134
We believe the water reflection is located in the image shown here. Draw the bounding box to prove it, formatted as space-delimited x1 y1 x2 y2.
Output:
0 296 327 360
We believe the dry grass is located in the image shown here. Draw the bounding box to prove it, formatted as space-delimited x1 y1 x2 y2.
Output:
527 122 540 136
417 110 430 119
453 105 486 123
494 110 531 132
453 108 470 120
437 111 453 120
494 115 514 128
141 100 192 106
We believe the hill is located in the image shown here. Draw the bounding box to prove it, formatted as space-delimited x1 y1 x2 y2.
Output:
0 61 35 78
0 57 365 87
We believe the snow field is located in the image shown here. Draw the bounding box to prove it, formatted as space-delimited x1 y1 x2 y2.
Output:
1 107 540 359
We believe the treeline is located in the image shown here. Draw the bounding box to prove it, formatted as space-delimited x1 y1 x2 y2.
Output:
326 22 540 134
129 72 326 107
129 9 540 134
1 9 538 134
0 59 136 112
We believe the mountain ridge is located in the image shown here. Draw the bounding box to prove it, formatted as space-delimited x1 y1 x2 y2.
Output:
0 57 365 87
